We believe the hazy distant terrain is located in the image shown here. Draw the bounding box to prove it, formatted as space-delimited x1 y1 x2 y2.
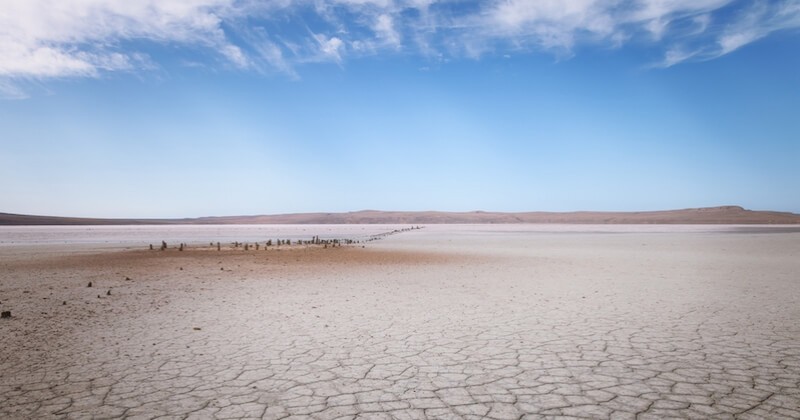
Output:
1 206 799 225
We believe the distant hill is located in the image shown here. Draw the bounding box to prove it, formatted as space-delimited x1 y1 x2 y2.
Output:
1 206 799 225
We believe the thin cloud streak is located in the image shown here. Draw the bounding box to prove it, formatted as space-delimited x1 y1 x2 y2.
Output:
654 0 800 67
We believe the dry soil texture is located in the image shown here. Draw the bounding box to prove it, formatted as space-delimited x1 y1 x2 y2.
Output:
1 225 799 419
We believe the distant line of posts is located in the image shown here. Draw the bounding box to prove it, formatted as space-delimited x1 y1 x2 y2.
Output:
148 226 423 251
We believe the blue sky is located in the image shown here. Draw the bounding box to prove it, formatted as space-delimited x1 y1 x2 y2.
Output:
1 0 799 218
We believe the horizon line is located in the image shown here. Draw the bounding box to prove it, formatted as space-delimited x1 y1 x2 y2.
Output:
0 205 800 226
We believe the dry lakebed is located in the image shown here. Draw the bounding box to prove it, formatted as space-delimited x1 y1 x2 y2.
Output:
1 224 799 419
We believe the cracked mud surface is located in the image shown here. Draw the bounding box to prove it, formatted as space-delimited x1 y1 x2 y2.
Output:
1 226 799 419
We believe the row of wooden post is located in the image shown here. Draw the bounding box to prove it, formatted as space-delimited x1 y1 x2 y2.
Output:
148 226 424 251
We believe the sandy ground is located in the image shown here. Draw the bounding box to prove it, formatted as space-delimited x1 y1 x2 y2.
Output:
1 226 799 419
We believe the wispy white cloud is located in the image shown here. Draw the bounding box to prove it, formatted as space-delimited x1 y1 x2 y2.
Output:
314 34 345 62
626 0 733 39
654 0 800 67
1 0 798 97
484 0 618 49
332 0 394 7
0 79 29 100
252 39 297 78
373 14 402 48
0 0 244 81
691 14 712 35
220 44 250 68
657 46 699 67
717 1 799 54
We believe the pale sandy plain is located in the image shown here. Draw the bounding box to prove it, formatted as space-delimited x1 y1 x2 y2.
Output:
1 224 799 419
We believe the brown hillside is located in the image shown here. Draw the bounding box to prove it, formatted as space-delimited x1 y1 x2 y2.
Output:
1 206 799 225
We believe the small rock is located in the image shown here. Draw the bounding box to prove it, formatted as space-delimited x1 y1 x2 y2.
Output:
63 301 67 305
1 311 11 319
87 281 93 288
107 290 111 296
193 327 201 331
125 276 131 281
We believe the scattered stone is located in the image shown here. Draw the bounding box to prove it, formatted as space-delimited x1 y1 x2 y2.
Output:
125 276 131 281
193 327 201 331
1 311 11 318
107 290 111 296
87 281 93 288
63 301 67 305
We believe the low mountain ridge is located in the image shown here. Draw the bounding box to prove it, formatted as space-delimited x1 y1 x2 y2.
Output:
1 206 799 225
